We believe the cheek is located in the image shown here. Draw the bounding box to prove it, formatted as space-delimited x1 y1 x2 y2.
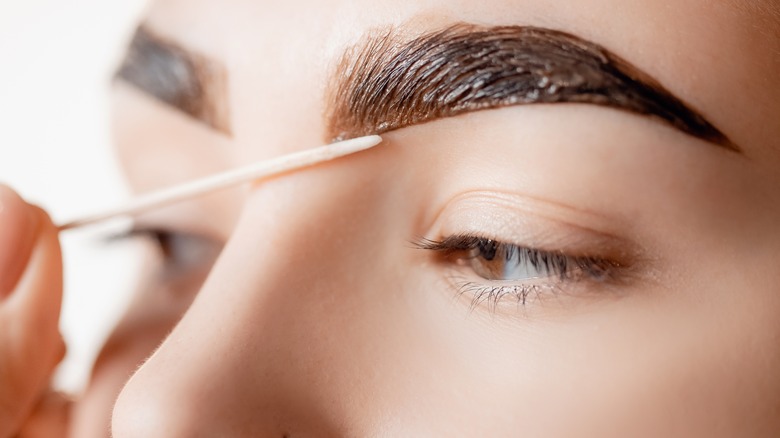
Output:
519 269 780 436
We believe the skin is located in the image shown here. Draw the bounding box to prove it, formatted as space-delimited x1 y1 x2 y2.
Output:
0 187 65 437
1 0 780 436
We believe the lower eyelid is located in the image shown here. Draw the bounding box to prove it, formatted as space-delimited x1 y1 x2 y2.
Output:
443 270 565 314
437 252 634 315
454 279 559 309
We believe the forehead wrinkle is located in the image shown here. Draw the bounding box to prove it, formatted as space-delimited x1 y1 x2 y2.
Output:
324 23 736 151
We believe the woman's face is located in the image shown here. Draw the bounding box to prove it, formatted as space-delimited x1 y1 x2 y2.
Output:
74 0 780 436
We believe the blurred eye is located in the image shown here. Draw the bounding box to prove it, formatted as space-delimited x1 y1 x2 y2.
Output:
114 227 223 276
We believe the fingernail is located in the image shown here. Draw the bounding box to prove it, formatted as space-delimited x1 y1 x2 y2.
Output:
0 185 41 297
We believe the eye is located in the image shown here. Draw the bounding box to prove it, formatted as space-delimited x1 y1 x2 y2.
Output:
112 227 223 275
420 235 615 281
464 238 614 282
417 234 620 308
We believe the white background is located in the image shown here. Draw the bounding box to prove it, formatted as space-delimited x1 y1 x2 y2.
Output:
0 0 148 393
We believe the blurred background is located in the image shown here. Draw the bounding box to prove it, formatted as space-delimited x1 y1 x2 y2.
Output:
0 0 148 393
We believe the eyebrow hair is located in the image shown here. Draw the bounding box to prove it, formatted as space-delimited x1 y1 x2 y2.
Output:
326 24 737 151
116 26 231 134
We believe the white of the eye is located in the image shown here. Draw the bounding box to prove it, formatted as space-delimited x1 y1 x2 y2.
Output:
501 253 547 280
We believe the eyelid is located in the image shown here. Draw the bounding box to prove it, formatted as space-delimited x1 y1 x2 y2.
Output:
427 189 647 267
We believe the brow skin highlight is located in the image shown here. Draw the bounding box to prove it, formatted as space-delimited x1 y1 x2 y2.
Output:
327 24 735 150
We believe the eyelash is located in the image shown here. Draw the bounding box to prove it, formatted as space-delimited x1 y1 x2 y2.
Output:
416 235 619 309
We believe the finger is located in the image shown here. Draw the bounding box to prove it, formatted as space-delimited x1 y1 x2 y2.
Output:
5 206 64 347
0 185 41 299
0 205 64 437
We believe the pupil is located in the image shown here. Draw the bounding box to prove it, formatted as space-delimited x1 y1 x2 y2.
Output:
478 239 498 261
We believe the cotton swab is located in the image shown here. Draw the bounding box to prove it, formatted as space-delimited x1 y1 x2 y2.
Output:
58 135 383 231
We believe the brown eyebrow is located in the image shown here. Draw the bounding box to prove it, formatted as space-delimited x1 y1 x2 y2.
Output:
326 24 738 152
115 26 231 134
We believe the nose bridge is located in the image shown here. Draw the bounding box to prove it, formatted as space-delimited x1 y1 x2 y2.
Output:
112 168 397 436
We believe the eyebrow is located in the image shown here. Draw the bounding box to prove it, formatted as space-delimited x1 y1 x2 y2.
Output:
115 26 231 134
326 24 738 152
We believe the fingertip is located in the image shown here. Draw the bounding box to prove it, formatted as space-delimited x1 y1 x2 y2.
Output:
55 331 67 365
29 205 60 244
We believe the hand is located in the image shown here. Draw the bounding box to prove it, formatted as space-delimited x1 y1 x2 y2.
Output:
0 186 67 437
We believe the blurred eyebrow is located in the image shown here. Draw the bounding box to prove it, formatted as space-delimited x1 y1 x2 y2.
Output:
326 24 737 152
115 26 231 134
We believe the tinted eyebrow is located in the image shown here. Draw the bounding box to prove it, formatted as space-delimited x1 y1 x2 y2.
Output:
326 24 737 151
116 26 231 134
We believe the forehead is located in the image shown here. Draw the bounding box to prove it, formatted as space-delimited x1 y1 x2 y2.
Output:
139 0 780 159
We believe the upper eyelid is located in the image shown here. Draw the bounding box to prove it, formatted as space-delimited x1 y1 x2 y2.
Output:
426 190 642 257
431 190 625 233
